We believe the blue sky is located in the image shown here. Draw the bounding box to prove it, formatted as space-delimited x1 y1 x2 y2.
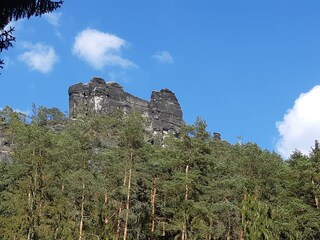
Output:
2 0 320 158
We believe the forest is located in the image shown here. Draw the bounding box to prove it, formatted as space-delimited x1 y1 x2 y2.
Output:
0 106 320 240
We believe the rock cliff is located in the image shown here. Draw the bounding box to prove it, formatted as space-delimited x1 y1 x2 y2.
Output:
69 77 183 134
0 122 13 162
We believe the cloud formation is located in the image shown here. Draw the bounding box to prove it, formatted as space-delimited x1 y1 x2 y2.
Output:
19 43 58 73
44 12 62 27
72 28 136 69
276 85 320 158
153 51 174 64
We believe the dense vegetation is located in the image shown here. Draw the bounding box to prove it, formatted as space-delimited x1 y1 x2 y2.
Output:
0 106 320 239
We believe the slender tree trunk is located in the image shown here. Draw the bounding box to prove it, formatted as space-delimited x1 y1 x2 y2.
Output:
116 163 130 240
185 165 189 200
38 149 45 226
239 229 244 240
78 181 85 240
226 213 231 240
162 222 165 237
27 149 37 240
123 169 127 186
181 224 186 240
312 179 319 209
151 178 157 239
115 203 122 240
123 152 133 240
208 219 212 240
27 191 33 240
315 196 319 209
123 167 132 240
104 193 109 224
181 165 189 240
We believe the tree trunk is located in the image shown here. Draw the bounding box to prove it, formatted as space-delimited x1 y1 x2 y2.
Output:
78 181 85 240
123 152 133 240
27 149 37 240
185 165 189 200
181 165 189 240
123 168 132 240
115 203 122 240
181 224 186 240
239 229 244 240
151 178 157 239
208 219 212 240
27 191 33 240
123 169 127 186
312 179 319 209
226 213 231 240
162 222 165 237
104 193 109 224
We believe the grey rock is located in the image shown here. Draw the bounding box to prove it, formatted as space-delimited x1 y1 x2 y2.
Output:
69 77 183 134
69 77 149 116
149 89 183 133
0 127 13 163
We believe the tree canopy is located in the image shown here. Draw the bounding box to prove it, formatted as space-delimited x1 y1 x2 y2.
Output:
0 0 63 67
1 107 320 239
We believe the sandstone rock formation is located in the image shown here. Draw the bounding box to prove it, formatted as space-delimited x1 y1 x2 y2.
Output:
0 123 13 162
69 77 183 135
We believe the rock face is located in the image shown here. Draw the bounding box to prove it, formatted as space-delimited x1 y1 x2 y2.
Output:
148 89 183 133
0 123 13 162
69 77 183 134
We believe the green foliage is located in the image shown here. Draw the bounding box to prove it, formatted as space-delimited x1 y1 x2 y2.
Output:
1 108 320 239
0 0 63 68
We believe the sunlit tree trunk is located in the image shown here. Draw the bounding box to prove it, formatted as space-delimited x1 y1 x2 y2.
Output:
78 181 85 240
27 148 37 240
27 190 34 240
239 229 244 240
104 192 109 225
162 222 166 237
182 165 189 240
185 165 189 200
312 179 319 209
116 166 129 240
115 203 122 240
123 152 133 240
226 213 231 240
151 178 157 239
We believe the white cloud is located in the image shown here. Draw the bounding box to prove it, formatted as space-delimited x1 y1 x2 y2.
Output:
72 28 136 69
19 42 58 73
43 13 63 38
153 51 174 64
44 12 62 27
276 85 320 158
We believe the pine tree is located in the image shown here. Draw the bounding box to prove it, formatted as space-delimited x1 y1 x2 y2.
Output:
0 0 63 67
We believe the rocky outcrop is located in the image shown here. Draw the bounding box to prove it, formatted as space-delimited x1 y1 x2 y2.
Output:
148 89 183 133
69 77 183 134
0 123 13 162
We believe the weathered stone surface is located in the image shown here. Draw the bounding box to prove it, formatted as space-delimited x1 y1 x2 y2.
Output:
69 77 149 116
69 77 184 134
0 124 13 162
149 89 183 133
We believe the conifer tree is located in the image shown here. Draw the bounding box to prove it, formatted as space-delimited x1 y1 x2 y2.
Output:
0 0 63 67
